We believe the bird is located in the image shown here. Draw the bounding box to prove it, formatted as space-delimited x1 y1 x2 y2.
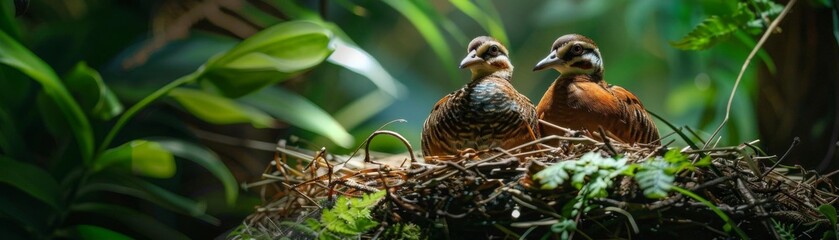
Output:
421 36 539 157
532 34 660 145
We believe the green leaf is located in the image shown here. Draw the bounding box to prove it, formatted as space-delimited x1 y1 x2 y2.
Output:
64 62 123 121
203 21 333 98
663 149 689 163
333 90 395 130
532 161 571 190
95 140 176 178
771 218 796 240
819 204 838 228
450 0 509 46
383 0 459 83
81 175 218 225
0 157 60 209
169 88 273 128
634 158 674 199
0 107 23 158
36 91 70 137
0 0 20 40
354 190 386 209
70 225 133 240
0 30 94 162
71 203 189 240
671 3 755 50
241 86 354 148
151 138 238 205
326 38 405 98
319 191 385 237
672 186 749 239
695 155 712 167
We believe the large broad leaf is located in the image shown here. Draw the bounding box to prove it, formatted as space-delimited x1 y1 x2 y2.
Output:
70 225 132 240
81 174 218 225
327 37 405 99
71 203 189 240
95 140 176 178
240 86 354 148
169 88 273 128
202 21 333 98
64 62 123 121
0 30 94 162
0 157 60 209
151 138 238 205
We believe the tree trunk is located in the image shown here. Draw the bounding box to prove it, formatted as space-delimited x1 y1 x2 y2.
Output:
757 1 839 172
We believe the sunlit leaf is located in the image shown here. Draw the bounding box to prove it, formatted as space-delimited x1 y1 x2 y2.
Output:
151 138 238 205
411 0 467 47
71 203 189 240
71 225 132 240
450 0 509 45
240 86 354 148
383 0 459 82
0 30 93 162
169 88 273 128
203 21 333 98
64 62 123 121
333 90 395 130
327 38 405 99
236 4 406 100
671 3 755 50
95 140 176 178
320 191 385 236
0 157 60 209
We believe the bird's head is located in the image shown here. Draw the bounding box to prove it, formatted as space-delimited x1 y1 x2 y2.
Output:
532 34 603 78
460 36 513 81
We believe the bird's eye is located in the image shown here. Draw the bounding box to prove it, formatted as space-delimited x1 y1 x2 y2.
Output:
572 45 583 55
489 45 499 54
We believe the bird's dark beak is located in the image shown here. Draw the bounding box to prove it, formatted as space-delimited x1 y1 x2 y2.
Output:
459 50 483 69
533 50 560 71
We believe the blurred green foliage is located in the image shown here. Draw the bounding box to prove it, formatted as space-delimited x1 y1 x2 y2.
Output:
0 0 794 238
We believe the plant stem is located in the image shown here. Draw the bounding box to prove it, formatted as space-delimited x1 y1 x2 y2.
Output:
672 186 749 240
703 0 797 149
95 71 202 157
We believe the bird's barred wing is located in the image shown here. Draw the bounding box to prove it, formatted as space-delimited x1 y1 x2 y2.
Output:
609 85 660 144
421 94 453 156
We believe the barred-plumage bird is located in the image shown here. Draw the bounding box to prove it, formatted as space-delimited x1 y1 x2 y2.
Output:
421 36 539 157
532 34 660 145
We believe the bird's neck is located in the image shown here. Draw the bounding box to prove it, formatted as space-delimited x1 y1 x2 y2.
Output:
558 69 604 84
556 72 607 88
471 68 513 82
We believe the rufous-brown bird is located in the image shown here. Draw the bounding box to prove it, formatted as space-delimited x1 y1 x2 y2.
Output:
532 34 660 145
421 36 539 157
